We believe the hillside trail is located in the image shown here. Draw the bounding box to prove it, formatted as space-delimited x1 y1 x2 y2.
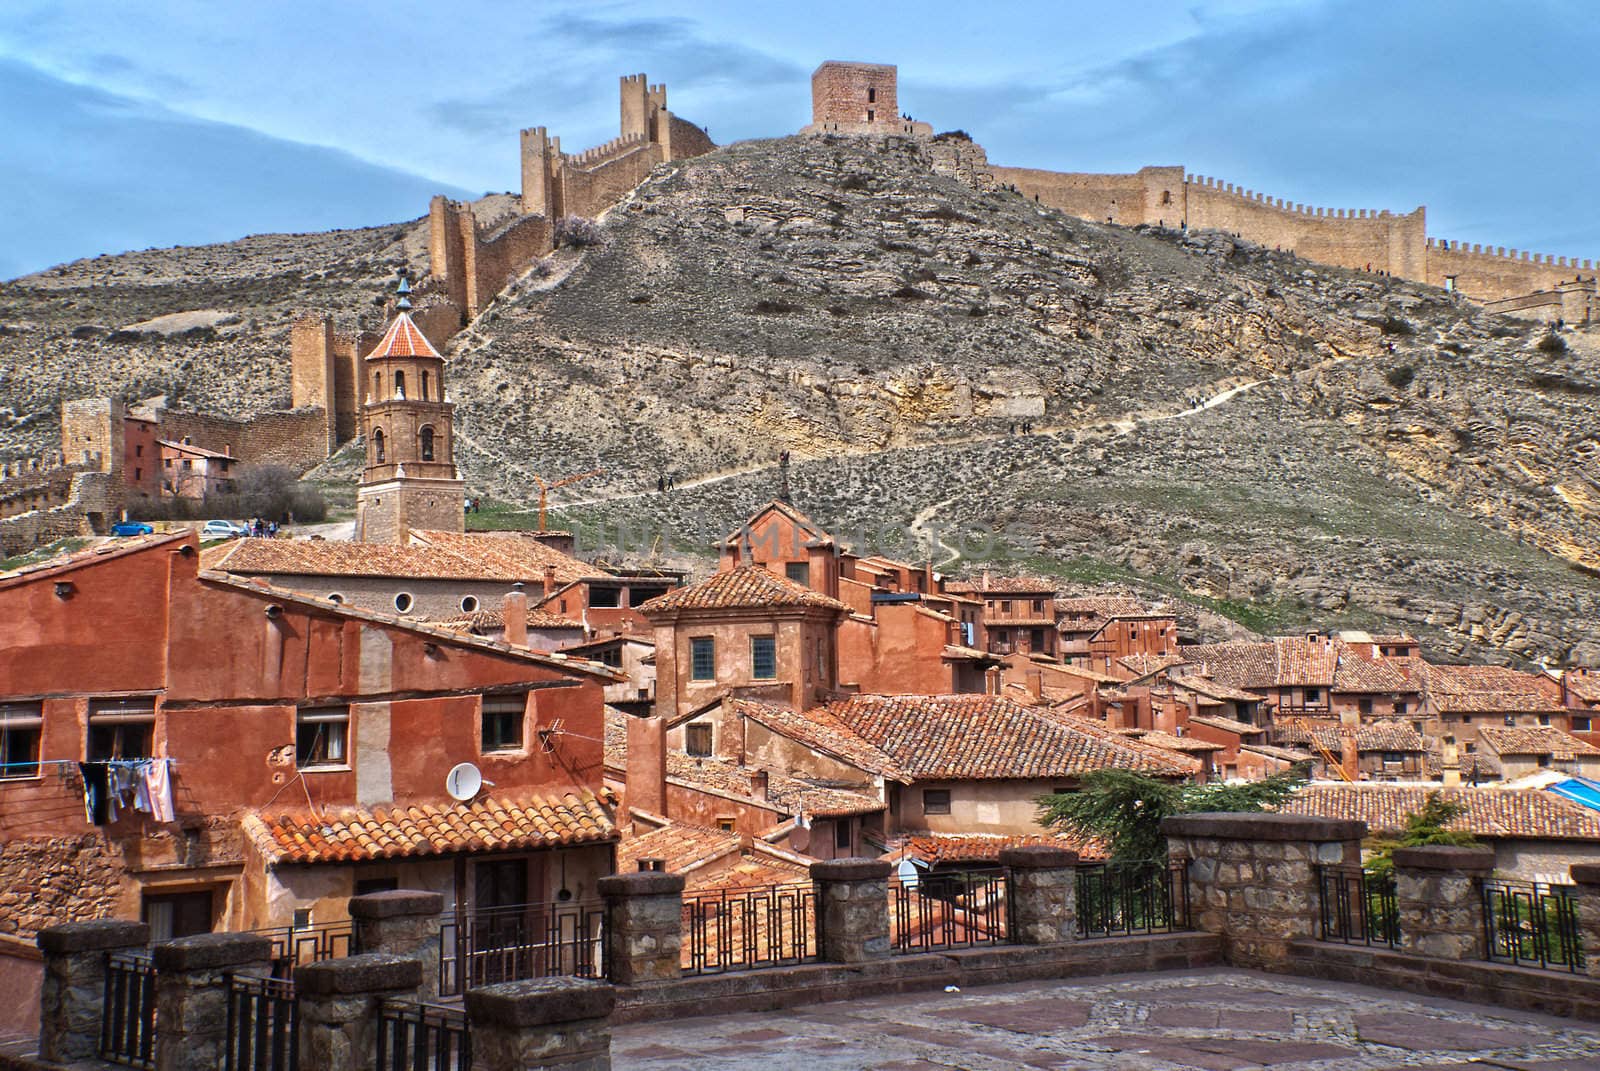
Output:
529 346 1358 552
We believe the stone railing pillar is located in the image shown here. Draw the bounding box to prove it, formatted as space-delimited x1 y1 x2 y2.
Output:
810 858 892 963
596 870 684 985
466 977 616 1071
1393 845 1496 960
151 932 274 1071
1571 864 1600 981
999 846 1079 945
36 919 150 1064
1161 812 1365 970
348 890 444 1000
295 953 423 1071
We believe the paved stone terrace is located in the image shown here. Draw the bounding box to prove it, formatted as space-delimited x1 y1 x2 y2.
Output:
611 967 1600 1070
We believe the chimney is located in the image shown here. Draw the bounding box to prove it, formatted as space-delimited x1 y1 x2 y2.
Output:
750 768 769 800
502 583 528 647
626 714 668 819
542 564 557 599
1441 741 1461 787
1026 669 1043 704
1339 727 1359 781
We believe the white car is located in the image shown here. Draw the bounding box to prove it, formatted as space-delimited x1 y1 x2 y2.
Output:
200 520 249 539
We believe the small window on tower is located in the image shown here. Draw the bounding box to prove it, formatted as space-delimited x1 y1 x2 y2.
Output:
373 429 385 463
867 87 876 103
394 371 406 399
421 371 431 400
420 426 435 462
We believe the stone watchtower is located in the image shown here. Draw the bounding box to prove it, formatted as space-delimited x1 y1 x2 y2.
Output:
355 284 465 543
801 61 931 137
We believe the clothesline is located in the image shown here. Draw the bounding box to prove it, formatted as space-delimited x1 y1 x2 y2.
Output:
25 758 182 768
77 758 175 825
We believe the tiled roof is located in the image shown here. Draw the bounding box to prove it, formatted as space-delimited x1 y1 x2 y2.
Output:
814 694 1197 780
208 530 592 584
669 750 883 818
1568 674 1600 704
946 575 1058 595
720 500 833 548
889 832 1109 866
1421 663 1565 713
1183 638 1417 695
1333 653 1418 694
1 530 191 585
436 607 585 633
1117 652 1189 679
1276 718 1427 752
1273 637 1337 688
638 566 849 615
157 438 233 460
366 311 441 359
1189 714 1267 738
1281 783 1600 841
1122 729 1226 754
241 791 615 864
1182 641 1278 690
1170 673 1265 704
1477 725 1600 759
1055 595 1155 620
734 700 911 781
617 823 741 874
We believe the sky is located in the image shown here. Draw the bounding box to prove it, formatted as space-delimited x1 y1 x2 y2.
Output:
1 0 1595 280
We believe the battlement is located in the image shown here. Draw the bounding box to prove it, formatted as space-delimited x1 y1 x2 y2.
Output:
568 132 651 169
1428 237 1594 271
0 452 69 483
1185 174 1422 221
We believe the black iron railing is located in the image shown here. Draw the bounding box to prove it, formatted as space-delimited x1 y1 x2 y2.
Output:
377 999 470 1071
439 901 603 997
1076 861 1191 938
100 950 156 1068
254 920 355 978
224 973 297 1071
1483 880 1584 972
1315 866 1399 947
682 881 817 975
889 868 1008 953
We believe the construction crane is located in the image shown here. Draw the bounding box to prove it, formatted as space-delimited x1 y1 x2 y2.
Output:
531 470 603 532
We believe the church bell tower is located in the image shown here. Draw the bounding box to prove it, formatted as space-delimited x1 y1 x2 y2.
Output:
356 280 465 542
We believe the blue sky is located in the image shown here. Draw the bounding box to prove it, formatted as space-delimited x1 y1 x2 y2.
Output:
1 0 1595 279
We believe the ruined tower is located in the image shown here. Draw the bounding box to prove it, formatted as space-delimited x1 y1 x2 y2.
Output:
355 284 465 543
802 61 931 137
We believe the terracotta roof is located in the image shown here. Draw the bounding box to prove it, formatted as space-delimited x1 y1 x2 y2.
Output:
813 694 1197 780
1055 595 1155 620
946 575 1058 595
436 607 585 633
617 822 741 874
365 311 441 359
0 530 191 585
1182 641 1278 690
734 700 911 781
638 566 849 615
1422 663 1565 714
1170 673 1265 704
1333 653 1419 694
242 791 615 864
1188 714 1267 738
720 500 834 548
1477 725 1600 759
1183 638 1418 696
1281 783 1600 841
889 832 1108 866
1273 636 1337 688
1117 652 1189 679
1276 718 1427 752
156 438 234 460
1568 674 1600 704
208 530 592 584
1122 729 1226 755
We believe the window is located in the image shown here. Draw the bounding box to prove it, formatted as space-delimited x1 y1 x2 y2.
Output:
750 636 777 679
716 817 736 833
481 694 526 752
1382 752 1404 765
1575 716 1592 732
355 877 399 896
785 561 810 586
142 890 213 942
134 467 141 481
1304 688 1322 704
835 820 851 850
1393 701 1407 714
394 370 406 398
394 592 413 614
1032 599 1044 614
373 428 385 463
420 426 435 462
1539 714 1551 726
599 646 623 668
373 371 381 399
460 595 479 613
1358 698 1373 715
685 723 713 757
999 600 1012 613
867 87 876 103
296 706 349 768
421 371 431 401
690 637 715 681
589 586 622 609
88 698 155 761
0 702 42 779
922 789 951 815
1030 628 1045 651
135 445 143 457
866 109 875 122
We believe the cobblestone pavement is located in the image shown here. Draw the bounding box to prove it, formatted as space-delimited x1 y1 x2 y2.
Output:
611 968 1600 1070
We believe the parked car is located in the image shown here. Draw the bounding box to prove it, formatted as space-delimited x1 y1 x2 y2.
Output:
200 520 248 539
110 521 154 537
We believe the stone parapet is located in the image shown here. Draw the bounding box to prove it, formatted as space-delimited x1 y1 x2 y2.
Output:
152 933 273 1071
811 858 893 964
1569 864 1600 981
349 890 443 1000
597 871 684 985
1394 845 1495 961
296 954 423 1071
1162 812 1364 970
35 919 149 1064
999 846 1078 945
466 977 616 1071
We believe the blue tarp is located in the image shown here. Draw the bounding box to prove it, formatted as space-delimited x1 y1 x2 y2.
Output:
1547 776 1600 811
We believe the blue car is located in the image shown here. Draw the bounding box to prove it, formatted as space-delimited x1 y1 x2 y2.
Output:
111 521 154 537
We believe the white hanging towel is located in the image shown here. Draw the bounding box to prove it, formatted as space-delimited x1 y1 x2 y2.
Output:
143 759 175 823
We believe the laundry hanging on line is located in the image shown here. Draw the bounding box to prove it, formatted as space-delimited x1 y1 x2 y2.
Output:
77 759 175 826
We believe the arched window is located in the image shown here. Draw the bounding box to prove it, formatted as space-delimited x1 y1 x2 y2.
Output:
419 426 435 462
372 428 385 463
421 371 431 400
394 371 406 399
373 372 381 400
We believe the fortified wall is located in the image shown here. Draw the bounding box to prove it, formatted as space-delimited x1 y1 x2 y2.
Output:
427 73 714 322
802 60 1594 315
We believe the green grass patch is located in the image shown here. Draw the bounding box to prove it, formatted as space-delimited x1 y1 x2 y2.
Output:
1 537 91 572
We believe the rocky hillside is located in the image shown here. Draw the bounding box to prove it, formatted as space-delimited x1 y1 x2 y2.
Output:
1 136 1595 665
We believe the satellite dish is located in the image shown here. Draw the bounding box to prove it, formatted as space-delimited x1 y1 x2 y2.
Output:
446 762 483 802
896 858 922 889
789 824 811 853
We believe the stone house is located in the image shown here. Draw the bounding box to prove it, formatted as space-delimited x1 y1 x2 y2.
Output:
157 437 236 498
1475 725 1600 781
1182 635 1420 721
0 532 622 952
1417 662 1574 765
1273 718 1430 781
560 636 657 713
945 575 1059 658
